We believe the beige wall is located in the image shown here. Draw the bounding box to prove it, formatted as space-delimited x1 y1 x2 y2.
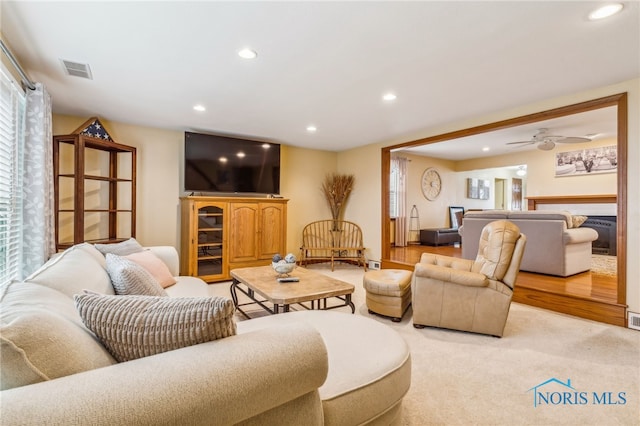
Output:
53 115 184 248
457 138 618 199
378 138 617 249
52 114 338 258
454 167 523 211
280 146 337 254
336 143 383 262
404 154 457 231
52 77 640 314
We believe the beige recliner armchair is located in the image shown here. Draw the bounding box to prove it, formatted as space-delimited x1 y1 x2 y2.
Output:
412 220 526 337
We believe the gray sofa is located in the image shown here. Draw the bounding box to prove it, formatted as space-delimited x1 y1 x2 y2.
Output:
0 243 411 425
460 210 598 277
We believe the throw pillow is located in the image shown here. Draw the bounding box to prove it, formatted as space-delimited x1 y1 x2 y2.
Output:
24 243 114 297
124 250 177 288
94 238 144 256
572 215 588 228
105 253 167 296
74 294 237 362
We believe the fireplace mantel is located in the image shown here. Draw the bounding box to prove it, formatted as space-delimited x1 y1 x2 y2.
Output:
527 194 616 211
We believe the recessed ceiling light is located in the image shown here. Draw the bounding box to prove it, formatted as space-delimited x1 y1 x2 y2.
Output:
589 3 623 20
482 147 490 152
193 105 206 112
306 125 317 132
383 93 397 101
238 48 257 59
236 151 246 158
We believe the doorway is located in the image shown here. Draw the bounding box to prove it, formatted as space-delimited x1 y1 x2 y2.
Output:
511 178 523 210
380 93 628 326
494 178 506 210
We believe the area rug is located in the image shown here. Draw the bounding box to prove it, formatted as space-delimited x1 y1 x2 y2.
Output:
591 254 617 277
207 264 639 425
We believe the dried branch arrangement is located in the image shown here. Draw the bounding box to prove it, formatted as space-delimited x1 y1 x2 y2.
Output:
321 173 355 221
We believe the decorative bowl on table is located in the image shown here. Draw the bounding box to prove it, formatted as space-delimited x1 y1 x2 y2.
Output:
272 261 296 276
272 253 297 277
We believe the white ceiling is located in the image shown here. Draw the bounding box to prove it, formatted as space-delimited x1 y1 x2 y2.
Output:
399 105 618 160
2 1 638 156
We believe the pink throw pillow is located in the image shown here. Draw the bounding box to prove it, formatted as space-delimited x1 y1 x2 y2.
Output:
124 251 177 288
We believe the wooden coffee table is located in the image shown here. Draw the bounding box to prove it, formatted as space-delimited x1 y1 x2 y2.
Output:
230 265 355 319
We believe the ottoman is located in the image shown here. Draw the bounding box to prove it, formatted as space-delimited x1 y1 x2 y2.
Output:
363 269 413 322
236 310 412 425
419 228 462 246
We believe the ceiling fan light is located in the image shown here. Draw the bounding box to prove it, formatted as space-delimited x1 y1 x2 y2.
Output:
538 141 555 151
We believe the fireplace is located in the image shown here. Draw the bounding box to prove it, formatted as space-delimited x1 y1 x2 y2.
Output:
581 216 616 256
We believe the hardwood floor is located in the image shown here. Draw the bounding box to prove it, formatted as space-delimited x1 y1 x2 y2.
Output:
385 244 626 327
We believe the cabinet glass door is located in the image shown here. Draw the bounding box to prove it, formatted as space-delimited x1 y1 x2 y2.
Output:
197 205 224 277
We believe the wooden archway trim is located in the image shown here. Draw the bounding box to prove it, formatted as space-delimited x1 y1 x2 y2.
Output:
381 93 627 306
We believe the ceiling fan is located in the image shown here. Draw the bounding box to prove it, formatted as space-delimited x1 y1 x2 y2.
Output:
506 128 591 151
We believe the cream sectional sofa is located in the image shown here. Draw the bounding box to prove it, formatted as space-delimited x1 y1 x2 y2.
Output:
0 243 411 425
460 210 598 277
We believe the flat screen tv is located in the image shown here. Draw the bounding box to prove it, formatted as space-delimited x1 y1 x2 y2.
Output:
184 132 280 195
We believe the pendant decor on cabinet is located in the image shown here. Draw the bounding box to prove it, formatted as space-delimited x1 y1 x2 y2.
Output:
76 117 113 141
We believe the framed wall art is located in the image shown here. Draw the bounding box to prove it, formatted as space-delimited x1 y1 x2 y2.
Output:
555 145 617 177
467 178 490 200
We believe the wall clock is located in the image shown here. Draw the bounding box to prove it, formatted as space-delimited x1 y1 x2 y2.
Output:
421 167 442 201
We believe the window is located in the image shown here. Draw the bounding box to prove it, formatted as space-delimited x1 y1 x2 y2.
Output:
0 66 26 286
389 163 399 218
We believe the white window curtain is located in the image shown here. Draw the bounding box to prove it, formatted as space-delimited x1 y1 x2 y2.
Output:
0 66 26 285
22 83 54 277
391 156 409 247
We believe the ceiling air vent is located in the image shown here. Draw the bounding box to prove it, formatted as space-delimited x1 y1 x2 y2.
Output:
61 59 93 79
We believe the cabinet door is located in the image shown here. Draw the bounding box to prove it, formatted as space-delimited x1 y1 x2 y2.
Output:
258 203 286 260
195 202 227 280
228 203 259 262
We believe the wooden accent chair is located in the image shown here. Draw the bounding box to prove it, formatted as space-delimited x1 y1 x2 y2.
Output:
412 220 526 337
300 220 367 271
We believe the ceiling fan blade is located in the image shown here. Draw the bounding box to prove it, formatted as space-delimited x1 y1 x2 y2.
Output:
556 136 591 143
506 140 535 145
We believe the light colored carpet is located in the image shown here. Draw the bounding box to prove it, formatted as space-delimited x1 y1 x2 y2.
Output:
208 264 640 425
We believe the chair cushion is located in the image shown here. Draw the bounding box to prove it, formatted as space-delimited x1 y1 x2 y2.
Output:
474 220 521 280
363 269 412 297
75 294 237 362
0 281 116 390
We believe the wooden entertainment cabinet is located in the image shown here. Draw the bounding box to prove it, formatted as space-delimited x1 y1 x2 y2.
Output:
180 196 288 282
